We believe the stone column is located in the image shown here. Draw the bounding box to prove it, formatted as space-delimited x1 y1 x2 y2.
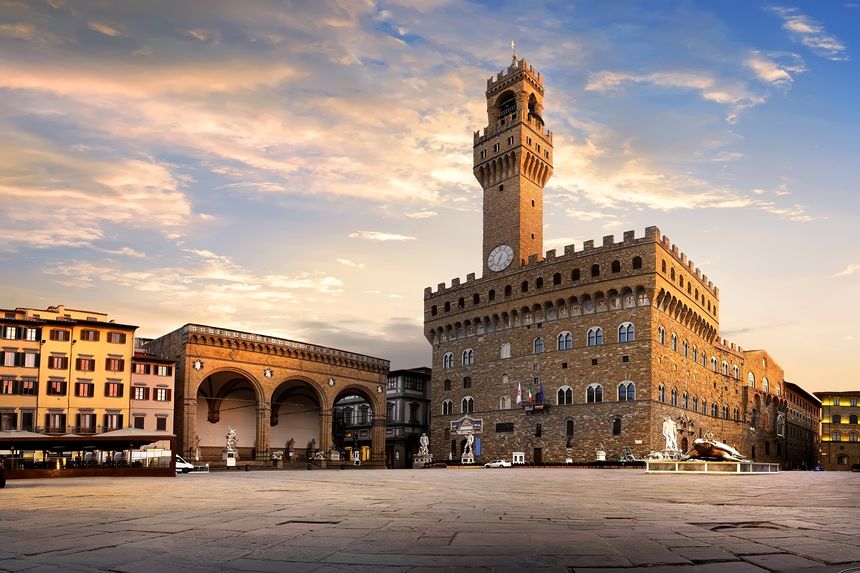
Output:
183 397 197 459
318 408 332 468
255 402 270 461
371 414 386 467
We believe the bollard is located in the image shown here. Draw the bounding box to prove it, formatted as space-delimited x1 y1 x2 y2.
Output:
245 464 250 472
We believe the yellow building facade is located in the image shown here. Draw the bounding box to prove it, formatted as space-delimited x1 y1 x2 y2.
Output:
0 305 136 435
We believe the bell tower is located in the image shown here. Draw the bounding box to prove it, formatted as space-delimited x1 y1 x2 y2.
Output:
474 54 553 275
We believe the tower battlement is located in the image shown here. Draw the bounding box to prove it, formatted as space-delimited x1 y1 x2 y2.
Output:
487 59 544 93
473 112 553 145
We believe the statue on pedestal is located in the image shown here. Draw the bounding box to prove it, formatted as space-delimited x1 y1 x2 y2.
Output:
418 433 430 456
662 416 678 452
461 432 475 464
225 426 238 453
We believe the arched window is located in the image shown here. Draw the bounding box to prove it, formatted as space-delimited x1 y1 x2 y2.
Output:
461 396 474 414
504 285 512 297
472 293 480 305
733 407 740 422
632 256 642 270
733 365 739 379
501 374 509 385
533 337 544 354
500 343 511 359
722 405 729 419
587 327 604 347
521 281 529 293
462 348 475 366
489 289 496 301
837 453 849 464
618 381 635 401
671 333 678 351
832 430 841 441
557 386 573 405
591 264 600 277
499 396 511 410
618 322 635 343
442 400 453 415
571 268 580 281
431 305 437 316
711 404 718 417
458 297 464 308
612 417 622 435
683 392 689 409
775 384 781 397
658 326 666 345
611 260 621 273
702 399 707 415
692 396 698 411
747 371 755 389
711 356 718 372
557 331 573 350
442 352 454 369
682 340 688 357
670 268 676 281
444 301 451 312
850 414 859 425
692 346 698 362
661 260 667 273
671 388 678 406
586 383 603 403
721 361 729 376
443 379 451 391
761 377 769 393
535 277 544 288
658 384 665 402
553 272 561 285
850 432 858 443
832 414 842 424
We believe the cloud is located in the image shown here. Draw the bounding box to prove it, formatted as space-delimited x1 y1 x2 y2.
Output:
88 21 123 38
745 52 806 85
100 247 147 258
348 231 416 241
770 6 849 61
585 70 765 122
834 264 860 277
337 258 365 268
404 210 438 219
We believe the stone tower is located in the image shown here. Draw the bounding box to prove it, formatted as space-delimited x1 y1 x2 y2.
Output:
474 56 553 276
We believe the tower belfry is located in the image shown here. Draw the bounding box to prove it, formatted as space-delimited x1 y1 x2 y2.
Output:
474 57 553 275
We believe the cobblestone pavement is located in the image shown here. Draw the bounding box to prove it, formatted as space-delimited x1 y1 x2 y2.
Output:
1 468 859 572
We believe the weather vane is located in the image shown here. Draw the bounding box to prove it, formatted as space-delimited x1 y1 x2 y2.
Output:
511 39 518 66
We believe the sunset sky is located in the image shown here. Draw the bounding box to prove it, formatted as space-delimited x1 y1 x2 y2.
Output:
0 1 857 391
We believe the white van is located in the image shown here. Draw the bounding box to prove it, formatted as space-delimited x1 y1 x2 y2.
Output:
175 454 194 474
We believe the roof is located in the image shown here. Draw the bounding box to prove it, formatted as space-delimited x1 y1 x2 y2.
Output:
0 429 174 449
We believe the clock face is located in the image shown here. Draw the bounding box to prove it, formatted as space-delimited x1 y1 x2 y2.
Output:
487 244 514 272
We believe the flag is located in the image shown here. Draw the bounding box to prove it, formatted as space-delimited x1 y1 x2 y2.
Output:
537 381 544 403
516 382 522 405
527 386 534 404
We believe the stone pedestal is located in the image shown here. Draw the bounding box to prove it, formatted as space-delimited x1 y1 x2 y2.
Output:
413 453 433 468
461 454 474 465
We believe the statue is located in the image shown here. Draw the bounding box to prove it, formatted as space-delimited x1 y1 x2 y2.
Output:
285 437 295 462
192 434 200 461
684 437 746 462
418 433 430 456
463 433 474 456
225 426 238 453
662 416 678 452
307 438 316 459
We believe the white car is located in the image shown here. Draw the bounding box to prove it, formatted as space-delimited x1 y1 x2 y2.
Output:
484 459 512 468
175 454 195 474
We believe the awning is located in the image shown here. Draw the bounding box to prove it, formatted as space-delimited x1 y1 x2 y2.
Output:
0 429 175 450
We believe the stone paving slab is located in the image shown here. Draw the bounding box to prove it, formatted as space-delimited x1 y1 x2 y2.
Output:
1 469 860 572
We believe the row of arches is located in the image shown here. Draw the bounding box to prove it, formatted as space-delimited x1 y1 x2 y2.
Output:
654 288 717 343
439 381 638 414
660 259 717 317
429 285 650 345
475 150 518 188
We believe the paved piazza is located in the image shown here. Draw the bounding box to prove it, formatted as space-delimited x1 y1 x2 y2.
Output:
1 469 859 573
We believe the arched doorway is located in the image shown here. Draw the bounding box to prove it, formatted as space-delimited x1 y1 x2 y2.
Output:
195 370 260 461
332 388 375 464
270 379 322 462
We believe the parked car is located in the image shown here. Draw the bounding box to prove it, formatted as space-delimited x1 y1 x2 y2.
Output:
484 459 512 468
811 465 825 472
851 464 860 472
175 454 194 474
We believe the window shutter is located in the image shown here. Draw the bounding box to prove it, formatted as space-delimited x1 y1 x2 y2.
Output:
104 382 110 396
76 358 83 370
45 413 50 429
118 414 124 429
167 366 173 376
118 359 125 372
145 387 151 400
166 389 172 401
118 384 124 398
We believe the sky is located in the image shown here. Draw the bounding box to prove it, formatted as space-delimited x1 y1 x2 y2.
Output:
0 0 857 391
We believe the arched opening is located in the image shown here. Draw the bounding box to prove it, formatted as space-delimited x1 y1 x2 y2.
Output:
497 91 517 119
332 388 376 464
195 370 261 461
270 379 322 462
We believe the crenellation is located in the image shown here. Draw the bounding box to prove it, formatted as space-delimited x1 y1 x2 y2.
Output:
466 273 476 282
545 249 556 261
527 254 538 264
603 235 614 247
662 235 671 248
583 239 594 250
438 282 446 293
680 253 687 265
645 225 660 240
623 230 635 243
451 278 460 287
671 244 679 257
564 244 575 256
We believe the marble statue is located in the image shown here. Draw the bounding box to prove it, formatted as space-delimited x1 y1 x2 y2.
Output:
225 426 238 452
463 433 474 456
662 416 678 452
418 433 430 456
192 434 200 461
